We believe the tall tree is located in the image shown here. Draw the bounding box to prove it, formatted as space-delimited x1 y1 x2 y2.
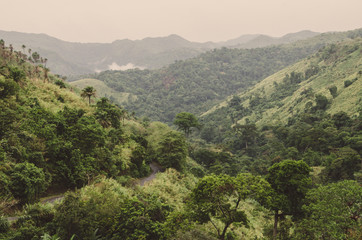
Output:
81 86 96 104
21 44 26 54
174 112 200 136
265 160 312 239
189 173 271 240
32 51 40 64
157 131 187 171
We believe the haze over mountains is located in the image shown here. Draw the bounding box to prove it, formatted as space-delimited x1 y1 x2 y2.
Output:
0 30 319 75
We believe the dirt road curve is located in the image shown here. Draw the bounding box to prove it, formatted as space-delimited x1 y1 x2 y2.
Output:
6 163 161 222
139 162 162 186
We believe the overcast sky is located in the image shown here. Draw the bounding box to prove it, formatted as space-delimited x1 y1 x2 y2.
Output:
1 0 361 43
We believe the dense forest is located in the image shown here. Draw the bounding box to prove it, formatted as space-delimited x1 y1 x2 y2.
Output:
76 28 362 124
0 31 361 240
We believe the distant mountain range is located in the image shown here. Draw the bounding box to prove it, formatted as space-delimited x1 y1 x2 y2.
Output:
0 30 319 75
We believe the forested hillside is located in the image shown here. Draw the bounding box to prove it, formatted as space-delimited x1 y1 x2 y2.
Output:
193 38 361 191
0 32 361 240
201 38 362 138
78 28 362 124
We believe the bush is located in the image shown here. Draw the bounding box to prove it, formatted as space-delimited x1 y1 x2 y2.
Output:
0 215 9 233
54 80 66 88
10 162 47 203
344 80 352 87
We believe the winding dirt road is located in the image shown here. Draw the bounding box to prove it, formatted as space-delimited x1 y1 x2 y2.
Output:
139 162 162 186
6 163 162 222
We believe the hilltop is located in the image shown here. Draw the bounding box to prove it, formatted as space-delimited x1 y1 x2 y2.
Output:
0 30 319 75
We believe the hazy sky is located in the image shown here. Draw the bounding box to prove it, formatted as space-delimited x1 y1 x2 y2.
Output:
1 0 361 43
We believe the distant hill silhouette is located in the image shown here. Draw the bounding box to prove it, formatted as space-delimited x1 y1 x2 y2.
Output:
0 30 319 75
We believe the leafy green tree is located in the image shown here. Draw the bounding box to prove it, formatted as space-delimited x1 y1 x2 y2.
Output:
95 97 122 129
0 77 19 98
110 198 166 240
332 111 352 129
174 112 200 136
294 180 362 239
81 86 96 104
314 94 329 110
69 115 105 154
232 123 258 149
322 147 361 182
7 65 26 83
265 160 312 239
10 162 47 203
189 173 271 240
189 174 248 240
157 131 187 171
32 51 40 63
328 85 338 98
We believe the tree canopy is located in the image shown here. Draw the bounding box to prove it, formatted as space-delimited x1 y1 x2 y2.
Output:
174 112 200 136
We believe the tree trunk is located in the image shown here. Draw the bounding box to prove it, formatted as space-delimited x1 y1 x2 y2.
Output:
220 223 230 240
273 210 278 240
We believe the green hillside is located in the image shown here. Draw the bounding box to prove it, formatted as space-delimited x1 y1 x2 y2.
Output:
1 32 361 239
70 78 131 104
0 40 194 208
202 38 362 127
81 28 361 124
0 39 276 240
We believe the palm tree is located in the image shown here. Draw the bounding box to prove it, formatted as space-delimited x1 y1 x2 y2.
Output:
81 86 96 104
22 44 26 54
43 67 50 83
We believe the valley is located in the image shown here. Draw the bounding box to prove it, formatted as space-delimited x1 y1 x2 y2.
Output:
0 28 361 240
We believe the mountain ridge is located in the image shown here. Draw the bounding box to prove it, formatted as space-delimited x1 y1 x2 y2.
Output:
0 29 320 75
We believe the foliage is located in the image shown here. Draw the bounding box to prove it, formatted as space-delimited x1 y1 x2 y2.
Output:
189 173 271 239
10 162 47 203
0 77 19 98
91 43 323 124
294 180 362 239
174 112 200 136
95 97 122 129
265 160 312 238
0 215 9 233
200 38 362 143
157 131 188 171
81 86 96 104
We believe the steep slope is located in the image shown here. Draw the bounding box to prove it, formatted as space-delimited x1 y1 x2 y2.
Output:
0 30 320 75
82 28 362 124
0 41 191 209
202 38 362 128
89 45 318 123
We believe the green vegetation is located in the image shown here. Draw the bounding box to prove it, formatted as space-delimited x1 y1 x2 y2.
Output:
75 28 362 125
0 33 361 240
174 112 200 136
